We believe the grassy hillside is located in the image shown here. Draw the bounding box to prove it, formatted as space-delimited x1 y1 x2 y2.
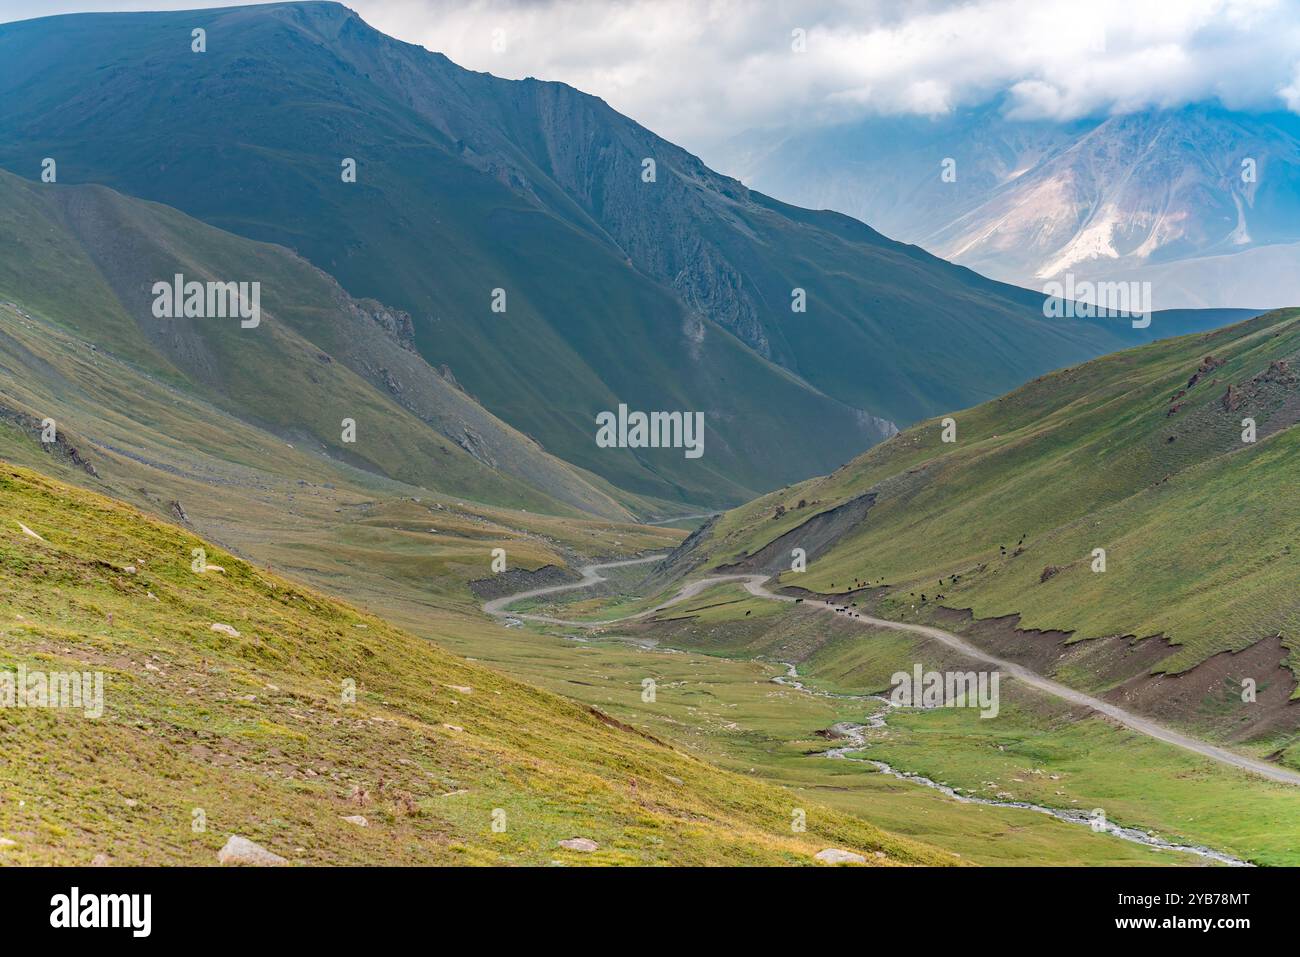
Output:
0 460 953 865
692 309 1300 749
0 294 692 637
0 168 655 522
1 293 1140 868
0 2 1252 505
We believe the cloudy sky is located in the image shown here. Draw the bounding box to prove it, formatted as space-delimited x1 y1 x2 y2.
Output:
4 0 1299 153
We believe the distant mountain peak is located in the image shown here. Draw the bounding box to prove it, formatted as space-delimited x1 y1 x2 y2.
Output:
0 5 1256 505
724 103 1300 310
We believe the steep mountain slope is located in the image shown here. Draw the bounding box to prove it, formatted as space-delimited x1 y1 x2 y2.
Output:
688 308 1300 752
0 166 704 651
0 2 1249 504
721 106 1081 260
0 460 952 865
0 286 688 635
0 167 647 521
725 104 1300 310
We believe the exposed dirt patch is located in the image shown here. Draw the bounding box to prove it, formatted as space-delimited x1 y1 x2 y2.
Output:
587 706 669 747
467 563 580 601
928 606 1091 675
718 493 876 576
644 515 718 590
907 605 1299 741
1107 634 1299 744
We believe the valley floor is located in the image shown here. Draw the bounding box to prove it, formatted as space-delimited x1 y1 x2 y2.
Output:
480 561 1300 866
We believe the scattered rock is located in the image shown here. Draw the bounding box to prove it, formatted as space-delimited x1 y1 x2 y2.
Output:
1039 565 1062 583
90 853 110 866
1187 355 1225 388
558 837 599 852
1255 358 1296 386
0 837 16 848
217 835 287 866
442 723 464 732
817 722 864 740
210 623 241 638
341 815 368 827
814 848 867 865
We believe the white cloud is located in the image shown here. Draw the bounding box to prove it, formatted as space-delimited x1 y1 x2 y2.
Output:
5 0 1300 149
1280 62 1300 111
353 0 1300 148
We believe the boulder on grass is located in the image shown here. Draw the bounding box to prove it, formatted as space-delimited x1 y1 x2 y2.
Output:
217 835 287 866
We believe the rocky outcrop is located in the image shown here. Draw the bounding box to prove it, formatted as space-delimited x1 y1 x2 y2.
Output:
814 848 867 865
339 289 418 354
467 563 582 601
0 400 98 477
217 835 287 866
1187 354 1225 389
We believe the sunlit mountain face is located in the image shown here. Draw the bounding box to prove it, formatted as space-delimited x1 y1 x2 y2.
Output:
723 102 1300 310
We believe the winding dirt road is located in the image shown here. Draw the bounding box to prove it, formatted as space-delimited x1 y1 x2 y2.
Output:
481 554 673 625
484 557 1300 787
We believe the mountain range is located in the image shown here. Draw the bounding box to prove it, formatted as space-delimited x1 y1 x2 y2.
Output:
1 1 1298 871
0 2 1254 508
722 103 1300 312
